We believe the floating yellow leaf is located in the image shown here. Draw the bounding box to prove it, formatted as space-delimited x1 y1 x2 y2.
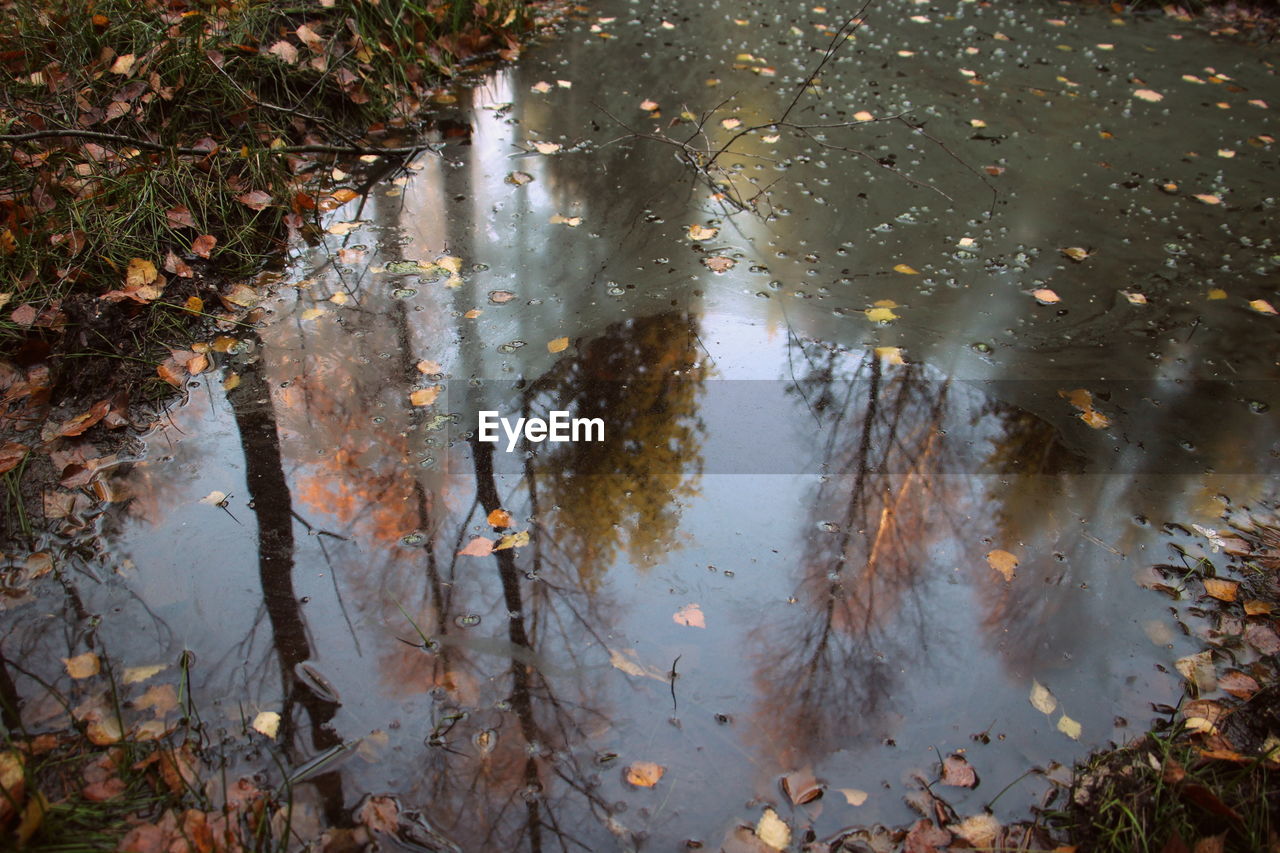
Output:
252 711 280 739
625 761 665 787
549 214 582 226
1207 288 1228 300
1031 288 1060 304
1123 291 1147 305
853 110 874 121
720 117 743 129
417 359 442 374
495 530 530 550
464 309 482 319
410 387 440 407
64 652 100 679
875 346 905 365
639 99 659 111
1057 714 1081 739
1030 679 1057 714
532 141 561 154
687 225 718 241
1133 88 1163 102
865 307 898 323
506 171 534 186
839 788 868 806
756 808 790 851
1194 193 1222 205
547 336 569 353
123 664 165 684
300 307 325 321
1060 247 1090 262
986 549 1018 581
530 81 552 93
703 256 736 272
892 263 919 274
1249 299 1277 315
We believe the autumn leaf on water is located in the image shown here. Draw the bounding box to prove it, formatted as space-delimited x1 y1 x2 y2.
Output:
951 814 1001 848
941 754 977 787
1194 193 1222 205
549 214 582 227
781 768 822 805
1030 679 1057 714
547 336 569 353
494 530 530 550
417 359 442 374
756 809 790 850
687 225 718 241
1176 650 1217 693
458 537 495 557
1249 299 1277 315
1031 288 1060 304
1060 247 1091 262
875 346 906 365
487 508 513 528
1123 291 1148 305
199 491 228 506
986 549 1018 581
865 300 899 323
488 291 517 304
703 256 736 272
251 711 280 738
839 788 868 806
892 263 919 274
1133 88 1164 102
1059 388 1111 429
673 603 706 628
409 387 440 407
506 171 534 186
853 110 874 121
639 99 659 111
1057 714 1082 739
530 81 552 93
463 309 482 319
532 141 561 154
123 664 165 685
720 117 742 129
625 762 665 787
64 652 100 679
358 795 399 835
1202 577 1239 602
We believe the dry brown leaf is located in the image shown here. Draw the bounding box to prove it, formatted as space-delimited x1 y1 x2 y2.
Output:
191 235 216 259
782 768 822 805
487 508 513 528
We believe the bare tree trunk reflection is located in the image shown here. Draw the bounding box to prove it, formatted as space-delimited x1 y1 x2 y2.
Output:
227 342 346 825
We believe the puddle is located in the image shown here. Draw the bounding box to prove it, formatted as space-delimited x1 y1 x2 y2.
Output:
8 0 1280 848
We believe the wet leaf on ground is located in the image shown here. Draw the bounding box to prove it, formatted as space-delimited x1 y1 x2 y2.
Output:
1217 670 1259 699
1176 650 1217 693
358 795 399 834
